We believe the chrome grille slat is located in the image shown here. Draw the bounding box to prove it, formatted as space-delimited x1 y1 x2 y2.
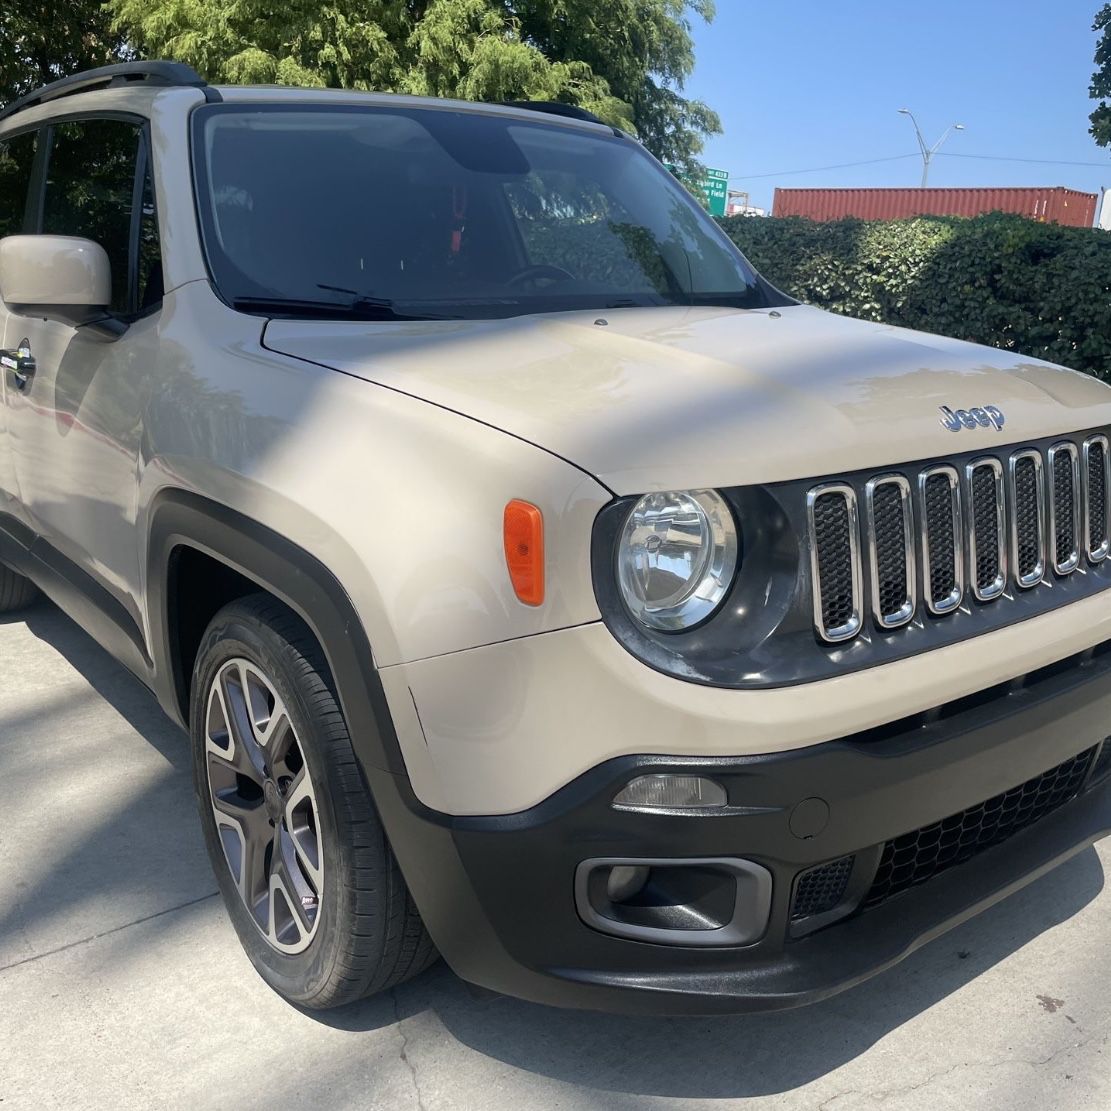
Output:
966 457 1006 601
807 484 863 643
1009 449 1046 588
1047 441 1080 574
1083 434 1110 562
919 465 963 615
865 475 915 628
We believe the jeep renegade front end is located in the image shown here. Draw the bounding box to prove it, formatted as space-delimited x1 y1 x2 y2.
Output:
2 62 1111 1014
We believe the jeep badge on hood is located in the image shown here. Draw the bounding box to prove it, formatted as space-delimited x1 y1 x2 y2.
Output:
939 404 1006 431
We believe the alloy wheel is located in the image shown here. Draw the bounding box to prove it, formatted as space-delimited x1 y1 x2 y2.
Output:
204 658 324 954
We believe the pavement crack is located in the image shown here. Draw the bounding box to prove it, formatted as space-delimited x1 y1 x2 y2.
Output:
813 1031 1110 1108
0 891 219 975
392 987 428 1111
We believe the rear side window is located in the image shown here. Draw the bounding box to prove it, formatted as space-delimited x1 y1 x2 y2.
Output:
42 119 142 313
0 131 38 238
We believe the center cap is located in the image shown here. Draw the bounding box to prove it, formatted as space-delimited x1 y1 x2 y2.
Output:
263 779 283 822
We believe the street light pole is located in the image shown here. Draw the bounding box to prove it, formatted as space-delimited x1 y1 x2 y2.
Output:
898 108 965 187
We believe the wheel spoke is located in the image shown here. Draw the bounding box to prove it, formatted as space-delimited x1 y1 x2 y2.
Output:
257 697 291 751
284 769 323 893
239 819 273 913
269 838 317 945
210 779 268 831
212 808 270 915
264 710 296 772
220 665 268 779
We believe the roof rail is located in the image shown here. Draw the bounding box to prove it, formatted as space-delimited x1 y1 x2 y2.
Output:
0 61 208 124
500 100 606 125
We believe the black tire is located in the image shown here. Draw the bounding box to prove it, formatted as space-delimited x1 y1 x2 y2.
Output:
0 563 38 613
190 594 436 1008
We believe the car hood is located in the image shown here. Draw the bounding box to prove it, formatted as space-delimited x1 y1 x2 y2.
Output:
264 304 1111 495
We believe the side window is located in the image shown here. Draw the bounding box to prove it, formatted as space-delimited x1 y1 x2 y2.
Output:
0 130 38 238
42 119 142 313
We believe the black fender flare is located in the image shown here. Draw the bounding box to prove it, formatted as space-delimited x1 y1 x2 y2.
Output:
145 488 406 777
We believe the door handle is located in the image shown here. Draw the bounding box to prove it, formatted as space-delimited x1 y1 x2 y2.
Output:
0 338 35 391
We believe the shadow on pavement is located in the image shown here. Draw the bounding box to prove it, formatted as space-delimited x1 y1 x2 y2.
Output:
0 599 211 969
7 598 1106 1100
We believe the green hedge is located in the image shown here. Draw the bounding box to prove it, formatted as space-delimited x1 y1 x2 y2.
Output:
718 213 1111 381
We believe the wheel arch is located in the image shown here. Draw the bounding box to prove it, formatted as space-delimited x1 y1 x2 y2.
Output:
146 488 406 777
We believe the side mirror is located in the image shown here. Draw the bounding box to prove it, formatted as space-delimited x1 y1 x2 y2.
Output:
0 235 112 328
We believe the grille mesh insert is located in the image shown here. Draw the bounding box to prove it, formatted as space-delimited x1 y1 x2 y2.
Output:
1052 449 1077 569
923 473 957 604
863 747 1096 910
812 493 855 632
1013 456 1042 581
871 484 908 621
1088 441 1108 554
970 465 1001 593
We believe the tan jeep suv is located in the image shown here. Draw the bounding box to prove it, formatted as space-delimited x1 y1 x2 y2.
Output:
3 61 1111 1015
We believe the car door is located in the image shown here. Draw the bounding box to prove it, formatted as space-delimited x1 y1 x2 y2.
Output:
0 126 41 527
2 115 164 673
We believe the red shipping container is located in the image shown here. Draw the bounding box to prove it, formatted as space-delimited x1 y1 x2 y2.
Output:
771 186 1098 228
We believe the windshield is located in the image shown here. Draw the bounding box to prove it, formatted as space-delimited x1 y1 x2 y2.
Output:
191 103 772 320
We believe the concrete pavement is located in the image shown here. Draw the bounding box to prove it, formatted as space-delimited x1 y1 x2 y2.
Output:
2 598 1110 1110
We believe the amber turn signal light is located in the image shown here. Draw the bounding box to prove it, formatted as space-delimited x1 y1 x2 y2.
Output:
503 499 544 606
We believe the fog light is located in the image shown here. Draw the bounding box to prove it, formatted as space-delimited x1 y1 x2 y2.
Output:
612 774 727 812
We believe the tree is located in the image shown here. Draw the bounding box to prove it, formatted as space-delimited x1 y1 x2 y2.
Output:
0 0 130 106
1093 3 1111 148
105 0 720 173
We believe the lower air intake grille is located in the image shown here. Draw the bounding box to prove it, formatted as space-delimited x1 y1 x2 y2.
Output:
791 855 855 921
1090 740 1111 784
863 746 1097 910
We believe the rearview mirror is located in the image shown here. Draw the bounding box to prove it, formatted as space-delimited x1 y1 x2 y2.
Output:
0 234 112 328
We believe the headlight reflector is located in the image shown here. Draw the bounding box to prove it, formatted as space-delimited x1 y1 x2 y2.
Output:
616 489 738 631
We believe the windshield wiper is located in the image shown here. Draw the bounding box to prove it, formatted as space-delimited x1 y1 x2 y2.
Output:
232 289 458 321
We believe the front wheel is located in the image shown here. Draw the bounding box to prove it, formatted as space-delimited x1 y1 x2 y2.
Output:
190 595 436 1008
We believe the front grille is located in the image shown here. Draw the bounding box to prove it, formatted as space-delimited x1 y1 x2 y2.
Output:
791 855 855 921
807 435 1105 643
863 746 1096 909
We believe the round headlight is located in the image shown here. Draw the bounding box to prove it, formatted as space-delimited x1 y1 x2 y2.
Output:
616 489 739 631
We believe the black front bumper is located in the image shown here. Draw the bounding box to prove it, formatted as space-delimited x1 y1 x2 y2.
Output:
376 642 1111 1015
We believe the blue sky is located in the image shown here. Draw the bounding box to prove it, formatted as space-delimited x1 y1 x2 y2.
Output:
685 0 1110 210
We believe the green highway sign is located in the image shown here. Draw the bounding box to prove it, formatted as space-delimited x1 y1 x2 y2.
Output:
701 167 728 217
664 163 729 216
